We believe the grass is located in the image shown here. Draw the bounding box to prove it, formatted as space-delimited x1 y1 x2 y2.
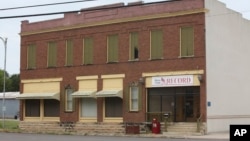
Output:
0 120 19 130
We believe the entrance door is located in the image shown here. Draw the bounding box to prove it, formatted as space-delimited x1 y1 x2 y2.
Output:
175 94 198 122
147 87 200 122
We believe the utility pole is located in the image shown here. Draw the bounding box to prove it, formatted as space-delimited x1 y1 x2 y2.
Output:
0 37 7 129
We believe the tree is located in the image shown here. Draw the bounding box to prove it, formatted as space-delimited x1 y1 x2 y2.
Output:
8 74 20 91
0 69 19 92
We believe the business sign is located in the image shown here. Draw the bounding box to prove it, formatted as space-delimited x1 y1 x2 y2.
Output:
152 75 194 87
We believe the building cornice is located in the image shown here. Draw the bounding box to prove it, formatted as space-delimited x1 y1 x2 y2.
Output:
20 8 207 36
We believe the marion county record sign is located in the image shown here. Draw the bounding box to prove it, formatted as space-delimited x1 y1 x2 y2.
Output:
152 75 194 87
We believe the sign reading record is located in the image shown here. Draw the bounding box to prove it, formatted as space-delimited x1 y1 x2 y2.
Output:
152 75 193 87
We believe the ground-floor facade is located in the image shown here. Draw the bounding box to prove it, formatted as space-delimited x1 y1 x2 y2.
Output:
18 69 205 134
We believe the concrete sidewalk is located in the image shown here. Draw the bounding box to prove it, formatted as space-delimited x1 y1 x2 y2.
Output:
128 132 230 140
188 132 229 140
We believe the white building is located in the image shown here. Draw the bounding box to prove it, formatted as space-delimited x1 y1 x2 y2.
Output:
206 0 250 133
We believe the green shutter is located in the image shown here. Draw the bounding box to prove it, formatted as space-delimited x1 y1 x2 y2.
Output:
66 39 73 66
108 34 118 62
138 85 142 111
48 41 57 67
125 86 130 112
151 30 163 59
83 37 93 64
130 32 139 60
181 27 194 56
27 44 36 69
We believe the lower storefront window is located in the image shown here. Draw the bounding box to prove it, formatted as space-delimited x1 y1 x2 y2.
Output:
147 87 200 122
25 99 40 117
105 97 122 117
44 99 60 117
81 98 97 118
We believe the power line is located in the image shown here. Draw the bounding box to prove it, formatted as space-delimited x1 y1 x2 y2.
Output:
1 0 249 20
0 0 95 11
0 0 176 19
0 10 79 19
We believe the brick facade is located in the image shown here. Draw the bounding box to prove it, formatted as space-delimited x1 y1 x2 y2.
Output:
20 0 206 132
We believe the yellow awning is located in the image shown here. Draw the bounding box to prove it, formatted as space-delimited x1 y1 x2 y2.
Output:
16 92 60 101
96 90 123 99
72 91 96 98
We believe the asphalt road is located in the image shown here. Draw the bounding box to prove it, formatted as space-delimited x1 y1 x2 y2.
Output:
0 133 228 141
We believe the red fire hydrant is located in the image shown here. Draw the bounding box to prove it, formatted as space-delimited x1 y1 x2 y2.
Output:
151 118 161 134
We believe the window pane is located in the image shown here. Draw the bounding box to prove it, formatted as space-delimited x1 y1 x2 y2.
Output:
130 32 139 60
81 98 97 118
65 88 74 111
151 30 163 59
83 37 93 64
148 95 161 112
105 97 122 117
48 41 57 67
130 86 139 111
66 39 73 66
181 27 194 56
107 34 118 62
25 99 40 117
27 44 36 69
44 99 60 117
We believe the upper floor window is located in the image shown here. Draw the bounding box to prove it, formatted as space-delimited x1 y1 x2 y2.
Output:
129 32 139 61
83 37 93 65
150 29 163 60
180 26 194 57
47 41 57 67
65 39 73 66
27 44 36 69
107 34 118 63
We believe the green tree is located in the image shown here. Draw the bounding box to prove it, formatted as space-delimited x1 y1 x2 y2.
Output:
0 69 19 92
8 74 20 91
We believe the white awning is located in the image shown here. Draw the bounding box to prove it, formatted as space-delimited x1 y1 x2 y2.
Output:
16 92 60 101
96 90 123 99
72 91 96 98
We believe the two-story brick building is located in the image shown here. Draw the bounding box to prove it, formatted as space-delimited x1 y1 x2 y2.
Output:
18 0 250 134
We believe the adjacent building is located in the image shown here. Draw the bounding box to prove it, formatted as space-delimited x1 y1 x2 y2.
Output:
18 0 250 134
0 92 20 119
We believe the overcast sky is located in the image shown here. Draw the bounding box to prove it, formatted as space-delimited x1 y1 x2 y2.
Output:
0 0 250 75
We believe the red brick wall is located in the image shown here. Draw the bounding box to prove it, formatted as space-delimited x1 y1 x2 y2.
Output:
20 0 206 122
21 0 204 33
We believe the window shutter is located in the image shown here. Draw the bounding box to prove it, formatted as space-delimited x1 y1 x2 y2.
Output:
138 85 143 111
130 32 139 60
181 27 194 56
83 37 93 64
66 39 73 66
27 44 36 69
108 34 118 62
125 86 130 112
151 30 163 59
48 41 57 67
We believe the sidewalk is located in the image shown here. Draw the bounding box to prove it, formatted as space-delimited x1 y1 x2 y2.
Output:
188 132 229 140
128 132 229 140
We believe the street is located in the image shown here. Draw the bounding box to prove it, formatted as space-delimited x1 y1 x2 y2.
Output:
0 133 228 141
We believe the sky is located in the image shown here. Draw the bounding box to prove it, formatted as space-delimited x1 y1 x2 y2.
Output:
0 0 250 75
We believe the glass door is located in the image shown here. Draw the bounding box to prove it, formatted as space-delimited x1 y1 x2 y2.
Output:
147 87 200 122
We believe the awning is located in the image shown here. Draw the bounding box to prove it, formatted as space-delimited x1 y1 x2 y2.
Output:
72 91 96 98
16 92 60 101
96 90 123 99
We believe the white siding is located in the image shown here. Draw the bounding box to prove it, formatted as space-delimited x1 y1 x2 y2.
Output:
205 0 250 133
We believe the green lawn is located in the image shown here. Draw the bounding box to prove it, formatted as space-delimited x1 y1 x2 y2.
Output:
0 120 19 130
